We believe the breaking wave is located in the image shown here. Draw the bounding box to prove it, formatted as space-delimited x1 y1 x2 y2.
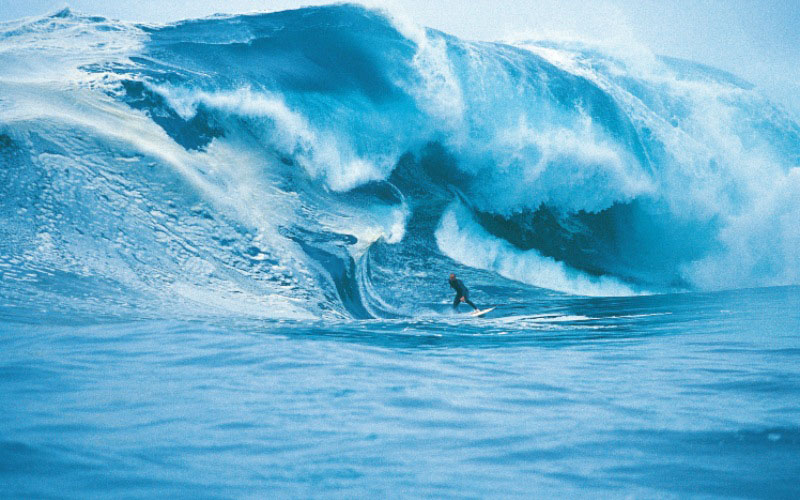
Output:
1 5 799 319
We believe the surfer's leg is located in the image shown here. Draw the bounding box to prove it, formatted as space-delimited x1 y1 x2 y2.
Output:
453 295 462 309
464 297 478 310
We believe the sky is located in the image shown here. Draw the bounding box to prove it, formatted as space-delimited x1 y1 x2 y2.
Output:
1 0 798 115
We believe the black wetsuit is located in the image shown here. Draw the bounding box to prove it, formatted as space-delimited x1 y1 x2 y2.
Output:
450 278 477 310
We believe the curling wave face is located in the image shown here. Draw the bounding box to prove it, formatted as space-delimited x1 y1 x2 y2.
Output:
1 5 799 319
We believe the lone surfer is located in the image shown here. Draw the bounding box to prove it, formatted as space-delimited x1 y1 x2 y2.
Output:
449 273 479 311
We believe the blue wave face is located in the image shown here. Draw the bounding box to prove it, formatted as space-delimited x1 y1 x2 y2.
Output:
1 5 799 319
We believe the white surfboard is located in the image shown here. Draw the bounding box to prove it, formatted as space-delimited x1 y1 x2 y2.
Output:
469 307 496 317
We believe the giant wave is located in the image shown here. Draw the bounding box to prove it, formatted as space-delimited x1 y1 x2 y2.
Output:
1 5 799 319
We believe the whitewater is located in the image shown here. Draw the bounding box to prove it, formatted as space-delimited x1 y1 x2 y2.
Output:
1 5 799 497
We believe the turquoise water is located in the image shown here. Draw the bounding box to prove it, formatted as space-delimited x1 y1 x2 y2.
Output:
2 5 800 497
2 286 799 497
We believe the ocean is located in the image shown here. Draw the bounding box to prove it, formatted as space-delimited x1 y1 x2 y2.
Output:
1 5 799 498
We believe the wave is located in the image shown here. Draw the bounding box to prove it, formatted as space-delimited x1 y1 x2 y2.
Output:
1 5 799 319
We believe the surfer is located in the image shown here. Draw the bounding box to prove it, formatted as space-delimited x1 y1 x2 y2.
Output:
449 273 479 311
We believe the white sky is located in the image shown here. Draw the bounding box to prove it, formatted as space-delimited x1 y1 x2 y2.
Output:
1 0 798 115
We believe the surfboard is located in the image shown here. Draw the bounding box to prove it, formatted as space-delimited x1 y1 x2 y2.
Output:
469 307 495 317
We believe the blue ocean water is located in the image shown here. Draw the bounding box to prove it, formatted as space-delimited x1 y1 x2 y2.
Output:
1 5 799 497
